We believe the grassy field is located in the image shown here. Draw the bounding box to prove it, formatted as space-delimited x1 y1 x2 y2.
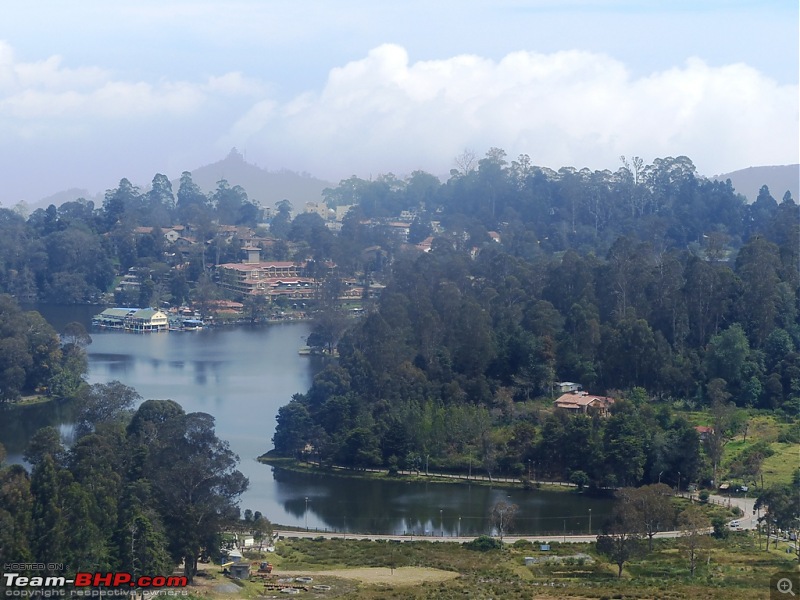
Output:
760 442 800 487
183 532 798 600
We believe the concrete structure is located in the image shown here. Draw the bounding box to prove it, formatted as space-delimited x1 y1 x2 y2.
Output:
92 307 169 332
556 382 583 394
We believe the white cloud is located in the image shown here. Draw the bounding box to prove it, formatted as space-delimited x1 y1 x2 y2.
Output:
0 40 260 124
235 44 798 178
0 41 108 91
0 38 796 203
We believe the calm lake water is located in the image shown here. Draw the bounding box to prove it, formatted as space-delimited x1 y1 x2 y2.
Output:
2 305 613 535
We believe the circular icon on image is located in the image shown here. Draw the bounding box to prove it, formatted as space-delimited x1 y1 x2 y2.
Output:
777 577 795 596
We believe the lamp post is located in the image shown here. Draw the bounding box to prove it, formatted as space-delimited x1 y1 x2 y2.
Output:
658 471 663 485
677 472 681 495
458 516 462 538
440 509 443 537
304 496 309 531
588 509 592 535
563 519 566 542
527 459 532 481
426 454 430 477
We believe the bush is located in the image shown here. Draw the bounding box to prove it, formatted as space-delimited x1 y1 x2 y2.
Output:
464 535 502 552
699 490 710 503
777 427 800 444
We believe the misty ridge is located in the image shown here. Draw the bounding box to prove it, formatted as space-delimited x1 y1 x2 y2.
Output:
1 147 797 311
12 147 800 216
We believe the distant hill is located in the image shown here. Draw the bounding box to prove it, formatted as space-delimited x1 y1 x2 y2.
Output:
25 188 103 213
712 164 799 203
186 149 333 208
24 149 333 214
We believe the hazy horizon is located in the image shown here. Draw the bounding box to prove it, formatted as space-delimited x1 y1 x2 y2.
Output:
2 1 797 205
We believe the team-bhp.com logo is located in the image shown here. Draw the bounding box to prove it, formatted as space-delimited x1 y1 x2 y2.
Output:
3 568 187 597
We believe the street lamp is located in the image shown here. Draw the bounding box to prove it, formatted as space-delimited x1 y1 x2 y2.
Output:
677 472 681 495
440 509 443 537
304 497 309 531
458 516 462 538
588 509 592 535
658 471 663 485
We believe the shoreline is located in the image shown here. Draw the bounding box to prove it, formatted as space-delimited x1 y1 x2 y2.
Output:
258 454 592 494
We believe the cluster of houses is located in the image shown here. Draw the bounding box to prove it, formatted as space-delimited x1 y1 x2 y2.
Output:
127 199 508 307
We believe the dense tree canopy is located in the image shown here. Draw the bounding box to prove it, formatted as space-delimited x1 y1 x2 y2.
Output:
0 150 796 490
0 390 247 583
270 152 798 489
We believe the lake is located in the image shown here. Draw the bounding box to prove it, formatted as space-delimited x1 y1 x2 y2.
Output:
2 305 613 535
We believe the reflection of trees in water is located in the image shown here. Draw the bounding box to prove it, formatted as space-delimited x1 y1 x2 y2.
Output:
0 397 81 458
270 467 614 535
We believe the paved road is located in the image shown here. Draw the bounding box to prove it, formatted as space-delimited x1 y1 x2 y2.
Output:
274 493 742 545
699 492 755 530
272 467 752 544
273 527 709 545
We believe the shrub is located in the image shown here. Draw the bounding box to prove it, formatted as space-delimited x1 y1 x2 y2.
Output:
777 427 800 443
699 490 710 503
464 535 502 552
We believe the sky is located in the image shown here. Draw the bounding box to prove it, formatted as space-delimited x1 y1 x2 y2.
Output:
1 0 797 205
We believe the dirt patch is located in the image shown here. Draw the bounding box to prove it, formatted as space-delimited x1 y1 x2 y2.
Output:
282 566 459 586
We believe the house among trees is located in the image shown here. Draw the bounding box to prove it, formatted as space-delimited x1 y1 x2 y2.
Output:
554 391 615 416
694 425 713 441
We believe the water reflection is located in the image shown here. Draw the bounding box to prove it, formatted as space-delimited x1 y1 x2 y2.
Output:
3 306 615 535
270 467 613 536
0 398 81 464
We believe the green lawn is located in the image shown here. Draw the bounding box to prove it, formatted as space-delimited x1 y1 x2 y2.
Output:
228 533 798 600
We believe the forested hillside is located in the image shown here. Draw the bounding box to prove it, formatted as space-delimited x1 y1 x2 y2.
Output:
0 150 796 492
271 151 800 491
